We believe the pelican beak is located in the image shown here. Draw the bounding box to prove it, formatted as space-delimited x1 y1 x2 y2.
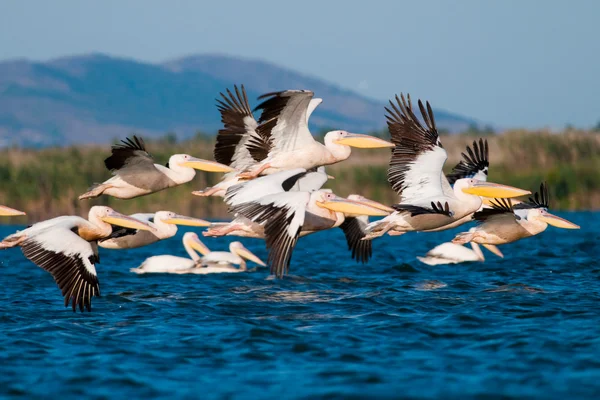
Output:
316 195 391 216
327 175 335 180
462 181 531 198
180 157 235 173
187 235 211 256
352 197 395 213
101 211 156 232
538 211 580 229
235 244 266 266
333 133 395 148
162 214 211 227
482 244 504 258
0 206 26 216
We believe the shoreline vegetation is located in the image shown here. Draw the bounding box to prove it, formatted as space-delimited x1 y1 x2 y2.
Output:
0 129 598 223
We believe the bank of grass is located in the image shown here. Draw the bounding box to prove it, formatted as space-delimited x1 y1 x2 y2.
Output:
0 130 598 223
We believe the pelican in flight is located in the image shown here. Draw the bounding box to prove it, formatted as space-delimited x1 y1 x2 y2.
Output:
417 228 504 266
364 94 530 238
453 182 580 246
193 86 339 196
79 136 233 200
99 211 210 249
421 138 491 233
131 232 265 274
224 168 393 277
193 85 262 197
0 206 25 216
233 90 395 179
0 206 154 311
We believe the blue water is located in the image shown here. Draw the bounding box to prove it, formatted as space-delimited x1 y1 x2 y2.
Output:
0 212 598 399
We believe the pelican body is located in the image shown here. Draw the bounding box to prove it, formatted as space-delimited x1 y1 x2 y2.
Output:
0 206 154 312
131 232 265 274
79 136 233 200
99 211 210 249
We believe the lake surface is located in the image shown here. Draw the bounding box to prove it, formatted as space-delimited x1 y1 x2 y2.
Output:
0 212 598 399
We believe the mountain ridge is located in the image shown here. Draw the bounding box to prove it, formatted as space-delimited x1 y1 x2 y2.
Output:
0 53 477 147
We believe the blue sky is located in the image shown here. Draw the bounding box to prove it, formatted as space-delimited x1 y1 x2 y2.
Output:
0 0 598 128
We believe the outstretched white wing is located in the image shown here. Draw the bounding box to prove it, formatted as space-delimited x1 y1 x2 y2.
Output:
15 217 100 312
247 90 318 160
386 94 448 203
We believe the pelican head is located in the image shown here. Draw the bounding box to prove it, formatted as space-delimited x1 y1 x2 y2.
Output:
315 192 392 216
0 206 25 217
156 211 211 227
170 154 234 173
458 178 531 199
229 242 266 266
526 208 580 229
91 206 155 232
326 131 395 149
182 232 211 256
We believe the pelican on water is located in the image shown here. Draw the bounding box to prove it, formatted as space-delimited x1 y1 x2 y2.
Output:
222 168 393 276
131 232 265 274
452 182 580 246
417 229 504 266
363 94 530 239
79 136 234 200
230 90 395 179
0 206 155 311
99 211 210 249
0 206 25 216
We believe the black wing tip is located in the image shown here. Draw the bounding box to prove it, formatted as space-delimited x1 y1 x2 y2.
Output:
113 135 146 151
393 202 453 217
447 137 490 184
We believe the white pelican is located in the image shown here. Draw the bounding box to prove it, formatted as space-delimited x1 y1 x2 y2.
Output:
0 206 25 216
0 206 154 311
193 85 328 197
224 169 393 276
363 94 530 239
453 183 580 246
234 90 395 179
421 139 491 233
99 211 210 249
131 232 265 274
417 229 504 266
79 136 234 200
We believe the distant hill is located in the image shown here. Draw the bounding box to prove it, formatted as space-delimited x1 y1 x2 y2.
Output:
0 53 477 147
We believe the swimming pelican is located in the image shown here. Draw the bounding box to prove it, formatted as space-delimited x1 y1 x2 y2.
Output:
193 85 328 197
79 136 234 200
235 90 395 179
0 206 25 216
452 182 580 246
225 169 393 276
363 94 530 239
131 232 265 274
0 206 155 311
417 229 504 266
99 211 210 249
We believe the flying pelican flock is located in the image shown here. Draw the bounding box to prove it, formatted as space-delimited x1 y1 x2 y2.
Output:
0 86 580 312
